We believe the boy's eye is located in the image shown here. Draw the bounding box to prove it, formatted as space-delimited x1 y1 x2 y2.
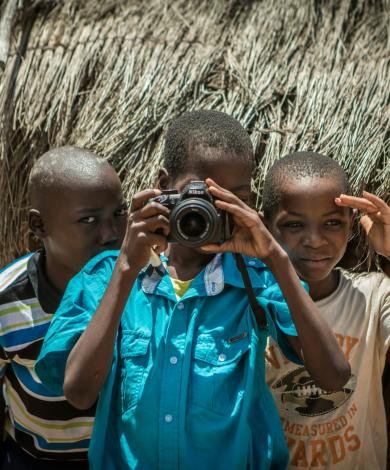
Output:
283 221 303 229
325 219 342 226
79 216 97 224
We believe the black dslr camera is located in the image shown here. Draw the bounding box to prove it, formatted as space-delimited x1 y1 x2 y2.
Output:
151 181 232 248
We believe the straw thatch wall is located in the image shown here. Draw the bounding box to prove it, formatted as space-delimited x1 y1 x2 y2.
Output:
0 0 389 268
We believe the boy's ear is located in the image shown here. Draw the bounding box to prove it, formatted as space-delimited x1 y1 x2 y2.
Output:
157 167 171 190
28 209 47 239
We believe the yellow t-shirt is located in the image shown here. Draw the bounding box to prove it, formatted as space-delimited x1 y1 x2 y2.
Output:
170 277 192 300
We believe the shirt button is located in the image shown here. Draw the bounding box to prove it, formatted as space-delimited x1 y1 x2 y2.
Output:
218 353 227 362
177 303 184 310
248 260 256 266
164 414 173 423
170 356 178 365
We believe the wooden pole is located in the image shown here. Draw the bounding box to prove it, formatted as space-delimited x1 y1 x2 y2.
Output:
0 0 19 71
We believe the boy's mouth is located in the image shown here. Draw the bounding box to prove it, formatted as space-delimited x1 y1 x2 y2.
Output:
299 257 332 267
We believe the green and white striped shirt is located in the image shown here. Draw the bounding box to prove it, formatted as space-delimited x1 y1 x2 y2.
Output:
0 252 95 460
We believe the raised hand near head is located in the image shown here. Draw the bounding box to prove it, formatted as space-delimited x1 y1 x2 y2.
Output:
335 191 390 258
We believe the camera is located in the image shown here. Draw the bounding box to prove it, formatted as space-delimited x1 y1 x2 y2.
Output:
151 181 232 248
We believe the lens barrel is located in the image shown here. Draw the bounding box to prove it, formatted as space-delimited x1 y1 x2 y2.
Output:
170 198 221 248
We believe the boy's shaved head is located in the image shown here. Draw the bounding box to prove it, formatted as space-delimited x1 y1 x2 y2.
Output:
27 146 126 291
163 110 254 180
28 146 113 209
262 151 351 220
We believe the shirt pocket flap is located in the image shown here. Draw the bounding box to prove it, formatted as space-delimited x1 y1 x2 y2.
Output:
194 332 250 366
120 330 151 359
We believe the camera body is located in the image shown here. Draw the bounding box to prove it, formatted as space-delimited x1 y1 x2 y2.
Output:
151 181 232 248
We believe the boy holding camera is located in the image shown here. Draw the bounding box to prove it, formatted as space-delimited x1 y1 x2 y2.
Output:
36 111 349 470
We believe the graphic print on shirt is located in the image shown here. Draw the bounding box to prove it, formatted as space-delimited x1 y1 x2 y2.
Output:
271 368 356 417
266 332 362 468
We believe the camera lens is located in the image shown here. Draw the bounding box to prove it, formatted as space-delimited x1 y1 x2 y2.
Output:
170 199 219 248
179 212 207 238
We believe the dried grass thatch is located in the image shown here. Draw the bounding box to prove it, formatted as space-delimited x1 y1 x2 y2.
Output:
0 0 389 268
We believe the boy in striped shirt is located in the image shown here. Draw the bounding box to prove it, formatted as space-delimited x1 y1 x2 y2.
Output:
0 147 126 469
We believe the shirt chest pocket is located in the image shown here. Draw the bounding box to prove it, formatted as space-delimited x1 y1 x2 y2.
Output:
118 330 151 414
191 332 251 416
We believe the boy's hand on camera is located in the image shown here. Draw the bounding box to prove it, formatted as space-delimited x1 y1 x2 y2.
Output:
201 179 281 261
119 189 170 271
335 191 390 257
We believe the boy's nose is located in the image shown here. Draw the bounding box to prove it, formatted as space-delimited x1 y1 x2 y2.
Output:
99 221 120 247
302 229 327 249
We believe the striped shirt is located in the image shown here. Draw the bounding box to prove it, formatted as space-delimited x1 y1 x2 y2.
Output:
0 252 95 460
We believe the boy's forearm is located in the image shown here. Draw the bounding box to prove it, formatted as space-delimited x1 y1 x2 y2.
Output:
64 255 138 409
263 248 351 391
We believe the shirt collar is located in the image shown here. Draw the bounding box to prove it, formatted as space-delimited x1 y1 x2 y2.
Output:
27 250 63 313
140 252 269 297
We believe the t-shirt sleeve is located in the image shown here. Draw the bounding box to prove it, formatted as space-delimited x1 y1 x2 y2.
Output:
378 277 390 358
35 266 108 395
256 280 304 365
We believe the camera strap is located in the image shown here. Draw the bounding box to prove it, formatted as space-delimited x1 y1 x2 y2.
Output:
234 253 267 330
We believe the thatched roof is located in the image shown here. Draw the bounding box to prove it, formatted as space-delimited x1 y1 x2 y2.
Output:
0 0 389 268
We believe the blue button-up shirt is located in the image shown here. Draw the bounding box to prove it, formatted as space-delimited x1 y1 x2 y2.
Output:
36 251 300 470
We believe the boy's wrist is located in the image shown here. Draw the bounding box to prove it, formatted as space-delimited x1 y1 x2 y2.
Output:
116 252 141 280
261 245 290 272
